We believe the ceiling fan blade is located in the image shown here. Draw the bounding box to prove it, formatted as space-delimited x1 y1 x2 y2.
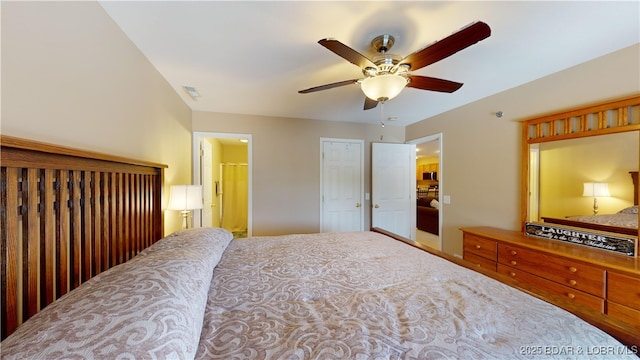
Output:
407 76 463 93
364 97 378 110
318 38 377 69
298 79 359 94
399 21 491 71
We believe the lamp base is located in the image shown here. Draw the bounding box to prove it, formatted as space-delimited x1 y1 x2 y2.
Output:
180 210 191 229
592 197 598 215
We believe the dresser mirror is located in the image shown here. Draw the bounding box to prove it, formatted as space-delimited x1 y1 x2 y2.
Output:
521 95 640 238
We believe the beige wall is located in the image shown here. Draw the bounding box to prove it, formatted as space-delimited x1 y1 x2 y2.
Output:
406 44 640 256
193 112 404 235
3 2 638 249
1 2 193 235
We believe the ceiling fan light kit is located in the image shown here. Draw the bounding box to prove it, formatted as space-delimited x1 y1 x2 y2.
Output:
361 74 408 102
299 21 491 111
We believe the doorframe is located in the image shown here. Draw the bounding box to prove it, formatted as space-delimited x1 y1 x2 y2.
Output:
407 133 443 248
319 138 365 232
192 131 253 236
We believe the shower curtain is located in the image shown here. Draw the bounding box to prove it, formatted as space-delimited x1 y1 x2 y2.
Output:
220 163 248 233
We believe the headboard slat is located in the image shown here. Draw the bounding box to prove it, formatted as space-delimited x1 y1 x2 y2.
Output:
1 135 166 340
91 172 102 276
123 174 131 262
71 170 82 289
41 169 56 308
99 172 109 273
57 170 70 299
1 167 20 336
24 168 39 319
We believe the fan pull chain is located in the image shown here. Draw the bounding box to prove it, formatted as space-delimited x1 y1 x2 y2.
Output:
380 101 385 128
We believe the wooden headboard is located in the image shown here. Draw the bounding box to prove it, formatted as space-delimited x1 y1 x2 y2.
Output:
1 135 167 340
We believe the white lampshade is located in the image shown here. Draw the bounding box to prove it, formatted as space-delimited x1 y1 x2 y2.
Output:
582 182 610 197
168 185 203 211
361 74 408 101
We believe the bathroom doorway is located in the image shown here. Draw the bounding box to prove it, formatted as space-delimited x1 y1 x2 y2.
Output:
192 132 252 237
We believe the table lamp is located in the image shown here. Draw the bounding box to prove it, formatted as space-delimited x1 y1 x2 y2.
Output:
582 182 610 215
168 185 203 229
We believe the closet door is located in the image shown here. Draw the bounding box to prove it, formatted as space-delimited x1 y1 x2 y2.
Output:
320 139 364 232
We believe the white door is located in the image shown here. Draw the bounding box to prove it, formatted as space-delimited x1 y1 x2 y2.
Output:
371 142 416 239
321 139 364 232
200 139 215 227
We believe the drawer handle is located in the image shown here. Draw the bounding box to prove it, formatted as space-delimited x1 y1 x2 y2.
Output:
510 250 517 256
475 245 481 249
567 293 576 300
510 260 517 266
509 272 516 277
569 266 578 273
569 279 577 286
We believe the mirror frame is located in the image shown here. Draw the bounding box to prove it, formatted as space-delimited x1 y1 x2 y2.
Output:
520 94 640 237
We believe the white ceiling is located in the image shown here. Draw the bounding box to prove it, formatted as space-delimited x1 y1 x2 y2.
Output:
99 1 639 127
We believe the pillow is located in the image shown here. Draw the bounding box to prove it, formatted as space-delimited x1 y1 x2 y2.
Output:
417 197 435 207
430 199 439 209
1 227 233 359
618 205 638 214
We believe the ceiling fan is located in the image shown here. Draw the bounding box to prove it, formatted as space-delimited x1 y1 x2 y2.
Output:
299 21 491 110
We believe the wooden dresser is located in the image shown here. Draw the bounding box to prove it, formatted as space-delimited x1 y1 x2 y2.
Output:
461 226 640 327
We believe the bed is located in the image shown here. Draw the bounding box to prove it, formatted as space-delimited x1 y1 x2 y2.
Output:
2 228 638 359
543 208 637 237
542 172 639 237
2 136 639 358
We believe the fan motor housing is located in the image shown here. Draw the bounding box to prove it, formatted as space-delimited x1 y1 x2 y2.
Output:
369 35 404 74
373 54 403 72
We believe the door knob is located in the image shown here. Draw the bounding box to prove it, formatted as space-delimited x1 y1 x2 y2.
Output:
355 202 361 207
374 204 380 208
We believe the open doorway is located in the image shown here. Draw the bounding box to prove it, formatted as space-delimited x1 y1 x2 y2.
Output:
408 134 442 250
192 132 252 237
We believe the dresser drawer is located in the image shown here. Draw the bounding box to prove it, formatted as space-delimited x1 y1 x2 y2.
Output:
498 244 605 297
497 264 604 313
607 272 640 311
464 252 497 272
607 302 640 326
463 233 497 262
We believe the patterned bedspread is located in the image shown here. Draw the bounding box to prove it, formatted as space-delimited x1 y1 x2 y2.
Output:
196 231 631 359
1 229 633 359
567 213 637 229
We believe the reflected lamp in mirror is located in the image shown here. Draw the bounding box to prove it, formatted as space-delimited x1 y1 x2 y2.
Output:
168 185 203 229
582 182 610 215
